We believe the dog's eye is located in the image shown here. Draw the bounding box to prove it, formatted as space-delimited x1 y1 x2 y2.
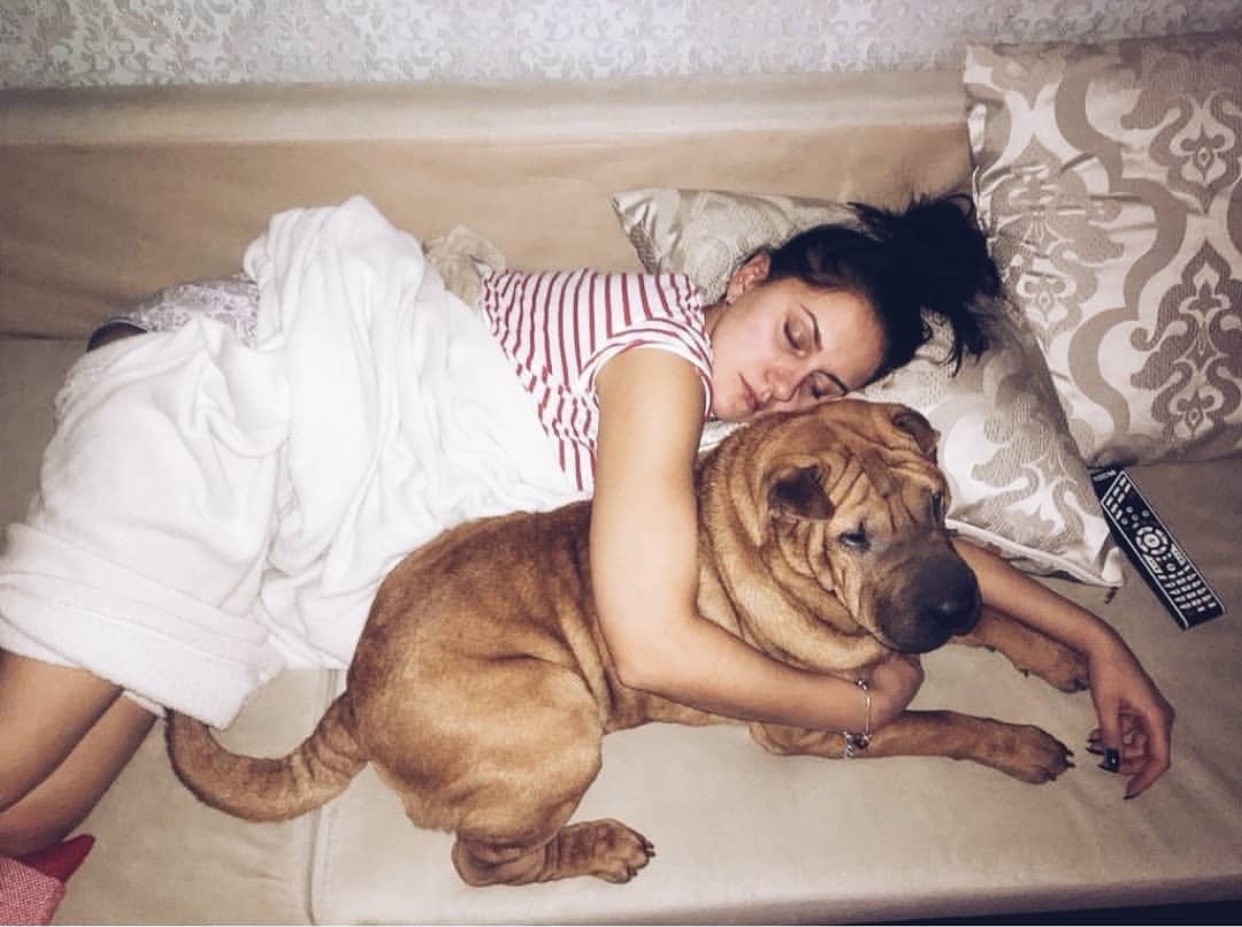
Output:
838 527 869 552
929 492 945 522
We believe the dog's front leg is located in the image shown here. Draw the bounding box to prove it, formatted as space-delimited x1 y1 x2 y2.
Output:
749 711 1073 784
954 606 1089 693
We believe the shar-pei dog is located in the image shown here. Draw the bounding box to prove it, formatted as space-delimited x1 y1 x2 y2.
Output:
167 399 1086 887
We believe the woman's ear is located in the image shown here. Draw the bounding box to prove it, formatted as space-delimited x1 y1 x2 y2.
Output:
723 251 772 304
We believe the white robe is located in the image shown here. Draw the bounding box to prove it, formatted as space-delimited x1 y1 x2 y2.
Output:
0 197 581 727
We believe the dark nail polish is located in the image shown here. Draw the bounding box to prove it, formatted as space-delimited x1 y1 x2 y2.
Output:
1098 748 1120 773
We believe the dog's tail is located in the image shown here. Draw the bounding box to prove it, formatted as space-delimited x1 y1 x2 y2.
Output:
166 695 367 822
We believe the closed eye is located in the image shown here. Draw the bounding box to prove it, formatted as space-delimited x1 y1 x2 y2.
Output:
807 372 846 401
787 309 848 401
784 319 805 352
838 525 869 551
785 307 822 354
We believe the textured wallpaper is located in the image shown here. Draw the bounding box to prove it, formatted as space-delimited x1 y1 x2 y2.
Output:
2 0 1240 89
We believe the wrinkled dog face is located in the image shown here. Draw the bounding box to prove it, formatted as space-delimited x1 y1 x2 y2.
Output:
763 402 981 653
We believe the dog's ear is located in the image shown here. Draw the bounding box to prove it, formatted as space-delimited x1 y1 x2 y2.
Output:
768 466 835 521
891 407 939 461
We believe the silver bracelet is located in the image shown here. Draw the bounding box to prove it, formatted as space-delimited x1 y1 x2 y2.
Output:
842 677 872 759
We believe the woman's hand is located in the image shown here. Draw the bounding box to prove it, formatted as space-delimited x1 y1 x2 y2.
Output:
953 539 1176 798
1083 636 1175 799
866 653 925 729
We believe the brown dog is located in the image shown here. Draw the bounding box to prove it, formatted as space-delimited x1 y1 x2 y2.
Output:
167 399 1085 887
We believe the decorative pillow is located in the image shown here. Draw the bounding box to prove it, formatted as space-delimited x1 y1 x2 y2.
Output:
611 187 1123 584
965 31 1242 467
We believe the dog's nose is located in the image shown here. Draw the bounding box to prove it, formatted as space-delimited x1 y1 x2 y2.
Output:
927 577 981 637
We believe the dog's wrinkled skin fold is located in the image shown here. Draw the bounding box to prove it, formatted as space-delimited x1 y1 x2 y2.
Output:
167 400 1086 887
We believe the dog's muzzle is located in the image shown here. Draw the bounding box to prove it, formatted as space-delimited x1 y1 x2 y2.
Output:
875 543 982 653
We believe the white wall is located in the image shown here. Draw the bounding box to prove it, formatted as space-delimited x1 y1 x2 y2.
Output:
2 0 1239 89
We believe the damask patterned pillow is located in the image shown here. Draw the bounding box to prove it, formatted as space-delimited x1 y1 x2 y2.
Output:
965 31 1242 466
611 187 1123 585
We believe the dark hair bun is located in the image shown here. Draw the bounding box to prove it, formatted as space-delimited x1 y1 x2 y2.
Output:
851 194 1000 369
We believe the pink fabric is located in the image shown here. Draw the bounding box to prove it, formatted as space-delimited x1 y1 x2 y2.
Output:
0 858 65 925
0 835 94 926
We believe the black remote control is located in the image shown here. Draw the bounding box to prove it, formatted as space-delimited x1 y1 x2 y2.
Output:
1091 467 1225 629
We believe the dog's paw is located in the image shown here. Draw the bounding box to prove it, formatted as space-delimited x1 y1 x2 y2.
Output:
453 819 655 886
1010 640 1090 693
996 724 1074 784
1040 645 1091 693
567 818 655 884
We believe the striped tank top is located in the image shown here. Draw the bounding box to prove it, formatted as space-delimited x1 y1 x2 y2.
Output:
478 268 714 491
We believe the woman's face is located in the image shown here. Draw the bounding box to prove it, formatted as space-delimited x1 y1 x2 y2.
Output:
705 253 887 423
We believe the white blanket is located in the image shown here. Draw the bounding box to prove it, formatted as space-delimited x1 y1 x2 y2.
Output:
0 197 580 727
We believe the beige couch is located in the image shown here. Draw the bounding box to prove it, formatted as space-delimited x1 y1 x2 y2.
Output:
3 39 1241 924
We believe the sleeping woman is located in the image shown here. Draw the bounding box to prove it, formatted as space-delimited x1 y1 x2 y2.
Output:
0 194 1173 856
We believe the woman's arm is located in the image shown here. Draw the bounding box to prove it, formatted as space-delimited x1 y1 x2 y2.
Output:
591 348 921 732
954 540 1175 798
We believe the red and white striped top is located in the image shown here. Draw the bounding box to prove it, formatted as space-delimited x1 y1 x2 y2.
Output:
479 268 714 492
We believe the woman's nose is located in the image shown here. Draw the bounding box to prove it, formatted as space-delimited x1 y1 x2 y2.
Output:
766 370 799 407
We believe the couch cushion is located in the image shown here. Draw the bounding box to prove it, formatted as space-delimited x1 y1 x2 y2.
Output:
965 31 1242 466
0 72 969 339
309 457 1242 923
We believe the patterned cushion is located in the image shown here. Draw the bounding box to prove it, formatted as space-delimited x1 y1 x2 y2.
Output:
611 187 1122 584
965 31 1242 466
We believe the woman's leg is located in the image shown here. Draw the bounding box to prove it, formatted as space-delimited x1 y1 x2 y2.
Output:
1 283 262 855
0 651 155 855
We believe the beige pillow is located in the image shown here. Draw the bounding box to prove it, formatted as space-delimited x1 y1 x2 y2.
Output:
965 31 1242 467
611 187 1122 584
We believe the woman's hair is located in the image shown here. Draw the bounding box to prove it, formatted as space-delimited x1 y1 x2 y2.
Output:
758 193 1001 382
